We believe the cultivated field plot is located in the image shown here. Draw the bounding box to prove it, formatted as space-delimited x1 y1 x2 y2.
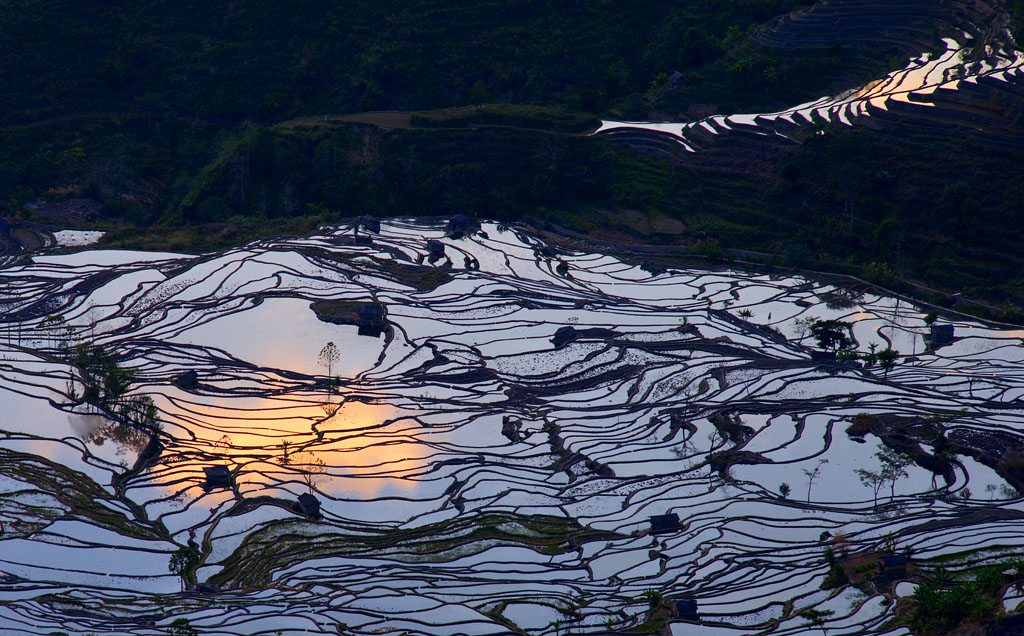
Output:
0 221 1022 635
598 33 1024 156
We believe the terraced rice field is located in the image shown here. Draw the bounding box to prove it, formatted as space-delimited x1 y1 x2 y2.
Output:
1 220 1023 635
598 30 1024 157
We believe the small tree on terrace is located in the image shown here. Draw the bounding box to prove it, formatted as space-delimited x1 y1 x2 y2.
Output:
862 343 879 367
169 618 198 636
877 446 913 501
832 531 851 558
294 450 327 494
856 467 886 507
803 458 829 503
800 608 835 635
809 319 854 352
876 348 898 377
318 341 339 392
168 546 199 590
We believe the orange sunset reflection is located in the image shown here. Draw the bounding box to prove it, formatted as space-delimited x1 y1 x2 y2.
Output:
158 392 428 498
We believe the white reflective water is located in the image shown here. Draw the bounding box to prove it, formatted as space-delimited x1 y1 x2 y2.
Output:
599 36 1024 147
0 220 1021 635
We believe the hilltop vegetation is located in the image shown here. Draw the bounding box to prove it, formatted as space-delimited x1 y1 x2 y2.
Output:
0 0 930 216
2 0 1024 314
0 0 828 125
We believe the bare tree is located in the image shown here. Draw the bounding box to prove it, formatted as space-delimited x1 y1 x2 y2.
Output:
855 467 886 507
88 305 99 339
318 341 339 393
707 428 722 477
803 459 829 503
877 447 913 501
294 450 327 494
279 180 298 216
794 316 817 341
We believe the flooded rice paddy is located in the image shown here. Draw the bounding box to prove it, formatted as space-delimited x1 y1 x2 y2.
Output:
598 35 1024 150
0 220 1023 635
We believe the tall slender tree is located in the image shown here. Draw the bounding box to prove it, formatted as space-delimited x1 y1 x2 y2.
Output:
804 459 829 503
318 341 339 393
877 447 913 501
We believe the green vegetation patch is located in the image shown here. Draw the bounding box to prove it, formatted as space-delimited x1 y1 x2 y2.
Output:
309 300 363 323
367 257 455 292
211 512 621 589
0 0 846 127
101 218 330 254
2 0 1022 316
302 247 455 292
906 561 1019 634
0 448 163 541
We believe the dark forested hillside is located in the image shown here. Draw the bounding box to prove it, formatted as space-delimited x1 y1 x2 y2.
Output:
2 0 1024 316
2 0 829 124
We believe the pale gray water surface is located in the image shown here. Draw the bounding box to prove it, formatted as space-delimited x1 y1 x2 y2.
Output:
0 220 1021 634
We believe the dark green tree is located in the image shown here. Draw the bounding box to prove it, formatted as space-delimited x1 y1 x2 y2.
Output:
800 608 835 635
169 618 198 636
877 447 913 501
810 320 853 352
877 348 898 377
855 467 885 507
168 547 199 589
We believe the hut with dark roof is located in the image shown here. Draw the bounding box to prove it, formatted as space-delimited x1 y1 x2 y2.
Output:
427 239 446 263
298 492 321 517
357 303 386 337
448 213 472 237
552 326 577 348
203 465 231 489
174 370 199 388
673 597 698 620
929 324 955 346
649 513 681 535
881 554 909 579
669 71 688 90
